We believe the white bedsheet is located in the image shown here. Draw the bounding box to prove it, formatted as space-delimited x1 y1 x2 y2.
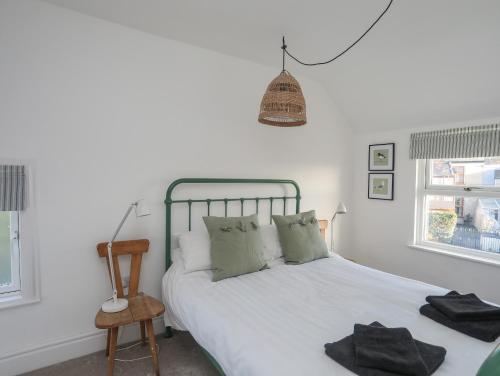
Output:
162 255 497 376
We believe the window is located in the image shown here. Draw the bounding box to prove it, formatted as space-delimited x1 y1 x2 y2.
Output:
415 157 500 263
0 163 39 309
0 211 20 295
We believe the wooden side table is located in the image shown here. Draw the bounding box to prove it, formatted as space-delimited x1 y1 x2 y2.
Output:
318 219 329 240
95 239 165 376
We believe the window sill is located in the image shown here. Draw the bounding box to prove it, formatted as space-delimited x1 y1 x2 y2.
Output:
0 293 40 310
408 243 500 268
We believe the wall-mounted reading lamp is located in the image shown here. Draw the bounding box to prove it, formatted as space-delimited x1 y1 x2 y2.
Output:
330 202 347 252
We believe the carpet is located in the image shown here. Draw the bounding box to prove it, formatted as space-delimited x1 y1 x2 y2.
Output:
22 331 219 376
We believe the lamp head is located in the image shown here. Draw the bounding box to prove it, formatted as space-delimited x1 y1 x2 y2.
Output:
336 202 347 215
134 199 151 217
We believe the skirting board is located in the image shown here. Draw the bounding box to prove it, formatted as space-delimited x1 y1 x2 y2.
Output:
0 317 165 376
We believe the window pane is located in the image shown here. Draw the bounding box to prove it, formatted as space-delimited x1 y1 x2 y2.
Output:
0 211 12 286
426 195 500 254
429 157 500 187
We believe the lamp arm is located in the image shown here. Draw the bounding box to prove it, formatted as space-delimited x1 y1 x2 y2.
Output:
330 220 334 252
110 203 136 243
330 211 337 252
107 202 136 303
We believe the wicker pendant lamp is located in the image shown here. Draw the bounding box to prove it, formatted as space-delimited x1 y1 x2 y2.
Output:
258 39 306 127
258 70 306 127
258 0 393 127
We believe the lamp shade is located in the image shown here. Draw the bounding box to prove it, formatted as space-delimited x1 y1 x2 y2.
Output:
135 199 151 217
258 71 306 127
336 202 347 214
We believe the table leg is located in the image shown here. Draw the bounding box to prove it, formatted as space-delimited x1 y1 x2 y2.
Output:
145 319 160 375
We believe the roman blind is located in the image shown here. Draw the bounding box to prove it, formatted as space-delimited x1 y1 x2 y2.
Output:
409 124 500 159
0 165 27 211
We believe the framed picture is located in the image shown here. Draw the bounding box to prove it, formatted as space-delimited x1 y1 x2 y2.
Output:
369 143 395 171
368 173 394 200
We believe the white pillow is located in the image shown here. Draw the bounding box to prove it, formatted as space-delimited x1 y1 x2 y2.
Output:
178 224 283 272
171 247 183 264
178 230 211 273
260 224 283 261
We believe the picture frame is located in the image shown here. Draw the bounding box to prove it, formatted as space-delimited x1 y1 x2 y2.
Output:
369 143 395 171
368 173 394 200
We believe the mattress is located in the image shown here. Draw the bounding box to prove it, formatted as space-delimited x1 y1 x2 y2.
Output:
162 255 497 376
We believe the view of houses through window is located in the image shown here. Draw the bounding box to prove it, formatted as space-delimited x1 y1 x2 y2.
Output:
425 158 500 254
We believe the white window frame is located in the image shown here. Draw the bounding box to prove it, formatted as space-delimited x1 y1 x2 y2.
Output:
0 211 21 295
0 161 40 309
413 159 500 267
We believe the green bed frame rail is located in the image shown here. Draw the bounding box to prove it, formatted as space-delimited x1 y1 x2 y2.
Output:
163 178 301 375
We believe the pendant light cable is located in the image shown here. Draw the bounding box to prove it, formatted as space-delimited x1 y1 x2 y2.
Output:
261 0 393 127
282 38 286 72
282 0 393 67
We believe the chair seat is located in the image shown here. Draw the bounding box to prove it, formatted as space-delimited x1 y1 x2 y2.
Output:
95 293 165 329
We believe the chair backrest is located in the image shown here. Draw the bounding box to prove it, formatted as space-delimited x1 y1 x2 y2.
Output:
96 239 149 298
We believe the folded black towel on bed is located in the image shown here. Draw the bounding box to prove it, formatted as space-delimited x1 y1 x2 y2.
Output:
353 324 428 376
324 322 446 376
426 291 500 321
420 304 500 342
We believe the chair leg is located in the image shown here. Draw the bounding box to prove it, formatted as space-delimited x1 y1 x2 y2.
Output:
145 319 160 376
107 327 118 376
106 328 111 356
140 320 146 345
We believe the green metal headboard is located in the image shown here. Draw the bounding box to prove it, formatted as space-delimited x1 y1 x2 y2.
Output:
164 178 301 270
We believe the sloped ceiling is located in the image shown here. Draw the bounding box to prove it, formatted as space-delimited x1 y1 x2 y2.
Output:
41 0 500 131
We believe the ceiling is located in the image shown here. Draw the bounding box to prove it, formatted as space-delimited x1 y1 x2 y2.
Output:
41 0 500 132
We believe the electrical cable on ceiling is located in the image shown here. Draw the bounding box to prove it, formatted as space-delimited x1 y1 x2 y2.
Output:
260 0 394 127
281 0 394 68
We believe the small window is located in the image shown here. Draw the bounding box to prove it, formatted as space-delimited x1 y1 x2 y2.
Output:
0 211 20 295
415 157 500 262
0 164 39 309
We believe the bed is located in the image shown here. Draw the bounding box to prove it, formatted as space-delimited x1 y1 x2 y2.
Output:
162 178 497 376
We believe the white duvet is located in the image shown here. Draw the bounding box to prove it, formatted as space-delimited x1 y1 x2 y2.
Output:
162 255 497 376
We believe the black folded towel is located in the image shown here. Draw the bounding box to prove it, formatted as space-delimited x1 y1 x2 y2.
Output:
420 304 500 342
426 291 500 321
325 322 446 376
353 324 428 376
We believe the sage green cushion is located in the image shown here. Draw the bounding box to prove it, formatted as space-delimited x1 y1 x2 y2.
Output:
203 214 267 281
272 210 329 264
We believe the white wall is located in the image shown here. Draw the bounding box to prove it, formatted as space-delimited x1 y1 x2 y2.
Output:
4 1 499 375
0 1 353 374
348 118 500 306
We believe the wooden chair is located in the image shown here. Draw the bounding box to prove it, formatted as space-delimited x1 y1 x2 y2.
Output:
95 239 165 376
